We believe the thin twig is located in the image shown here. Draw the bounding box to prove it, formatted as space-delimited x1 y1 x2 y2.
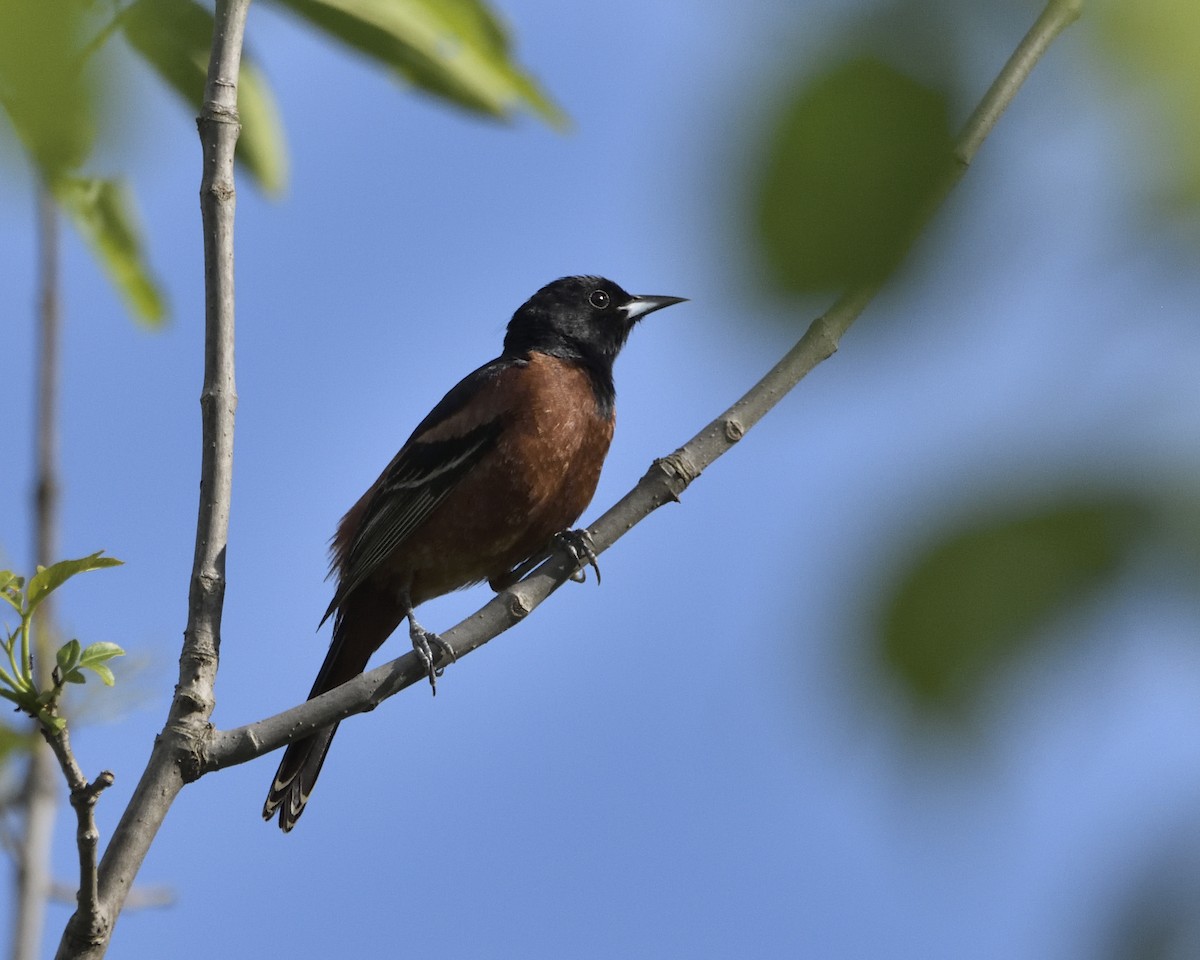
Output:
38 726 113 940
53 2 250 958
205 0 1086 773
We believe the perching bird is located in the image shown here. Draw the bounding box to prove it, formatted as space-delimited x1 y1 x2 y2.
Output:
263 275 686 831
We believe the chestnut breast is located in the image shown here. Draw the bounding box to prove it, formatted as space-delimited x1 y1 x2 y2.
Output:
402 353 615 602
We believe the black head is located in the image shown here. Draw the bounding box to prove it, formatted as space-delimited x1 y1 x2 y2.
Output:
502 276 686 414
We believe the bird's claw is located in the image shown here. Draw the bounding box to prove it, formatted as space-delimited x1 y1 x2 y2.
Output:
410 624 456 696
556 529 601 586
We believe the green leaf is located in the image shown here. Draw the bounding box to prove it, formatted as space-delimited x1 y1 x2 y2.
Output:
0 571 22 614
0 0 98 178
121 0 289 194
0 722 34 766
56 638 82 674
0 662 27 697
270 0 565 126
83 663 114 686
78 641 125 668
26 552 123 617
51 177 167 326
877 499 1145 716
1093 0 1200 211
753 56 953 294
236 62 289 196
79 641 124 687
63 669 88 685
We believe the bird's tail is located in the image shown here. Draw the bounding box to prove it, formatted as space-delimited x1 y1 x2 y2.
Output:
263 587 403 832
262 722 340 833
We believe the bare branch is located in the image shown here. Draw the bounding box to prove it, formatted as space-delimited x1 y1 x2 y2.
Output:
37 725 113 942
956 0 1083 167
54 2 250 957
204 0 1085 774
12 178 64 960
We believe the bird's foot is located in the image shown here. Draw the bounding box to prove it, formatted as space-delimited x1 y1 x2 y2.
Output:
408 619 456 696
556 529 601 586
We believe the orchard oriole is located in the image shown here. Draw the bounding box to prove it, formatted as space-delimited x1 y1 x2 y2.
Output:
263 275 685 831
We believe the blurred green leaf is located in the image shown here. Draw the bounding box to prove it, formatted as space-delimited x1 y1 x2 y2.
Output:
1100 849 1200 960
753 56 953 294
270 0 565 126
0 0 97 179
26 551 122 617
0 721 33 766
52 177 167 326
0 571 21 614
236 66 289 196
878 500 1145 715
121 0 289 195
1093 0 1200 209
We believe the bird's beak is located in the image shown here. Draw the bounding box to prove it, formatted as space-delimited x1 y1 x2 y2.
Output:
621 294 688 322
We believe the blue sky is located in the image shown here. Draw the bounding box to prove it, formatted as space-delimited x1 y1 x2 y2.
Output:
3 1 1200 957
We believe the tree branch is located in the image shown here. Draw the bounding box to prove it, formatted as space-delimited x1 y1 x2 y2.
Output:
55 0 1085 955
37 726 113 942
53 2 250 957
11 180 64 960
203 0 1085 774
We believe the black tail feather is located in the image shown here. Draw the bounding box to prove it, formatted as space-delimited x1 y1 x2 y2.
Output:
262 723 339 832
262 585 403 831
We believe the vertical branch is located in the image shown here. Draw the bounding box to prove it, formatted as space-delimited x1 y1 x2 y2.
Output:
54 2 250 957
33 186 62 577
11 183 63 960
38 727 114 936
177 0 244 722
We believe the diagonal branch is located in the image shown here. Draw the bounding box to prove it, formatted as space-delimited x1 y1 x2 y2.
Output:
204 0 1086 774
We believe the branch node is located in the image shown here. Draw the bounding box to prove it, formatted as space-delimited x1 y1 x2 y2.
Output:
198 101 240 125
655 450 700 499
192 569 226 598
723 418 745 444
173 725 210 785
203 180 236 203
507 591 532 621
73 771 115 807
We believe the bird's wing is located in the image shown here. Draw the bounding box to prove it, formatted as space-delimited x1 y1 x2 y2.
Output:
321 357 521 622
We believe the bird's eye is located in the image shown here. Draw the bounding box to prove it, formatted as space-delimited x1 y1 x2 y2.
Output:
588 290 610 309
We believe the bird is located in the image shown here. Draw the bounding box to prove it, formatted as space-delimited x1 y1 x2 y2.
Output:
263 275 686 831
